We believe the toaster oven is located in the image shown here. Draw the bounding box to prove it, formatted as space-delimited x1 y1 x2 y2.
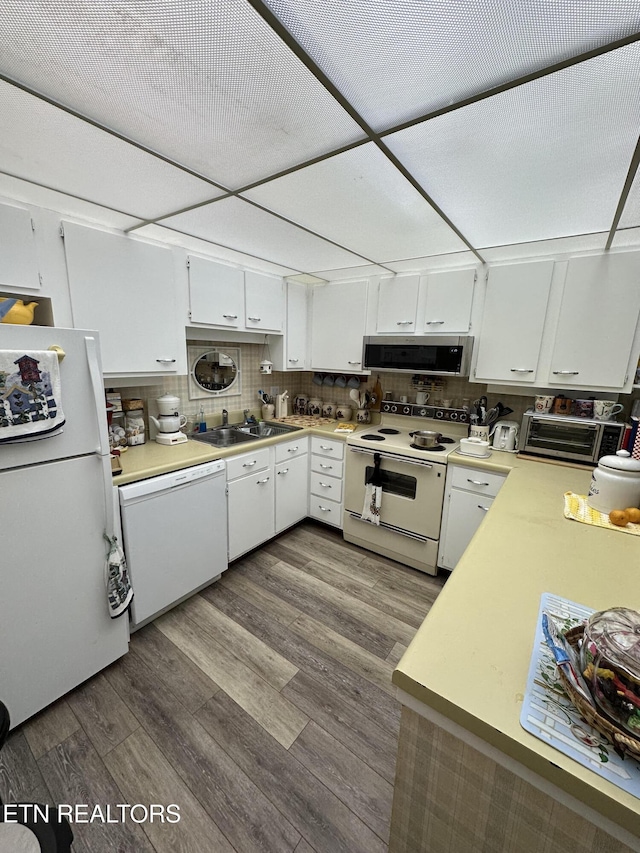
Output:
520 410 625 464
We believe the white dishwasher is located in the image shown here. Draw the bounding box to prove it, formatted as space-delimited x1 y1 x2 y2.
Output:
119 460 227 629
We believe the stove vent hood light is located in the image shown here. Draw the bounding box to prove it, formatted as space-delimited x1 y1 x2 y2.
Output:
363 336 473 376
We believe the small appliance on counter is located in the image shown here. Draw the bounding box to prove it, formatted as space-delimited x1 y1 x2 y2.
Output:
151 393 188 445
491 420 519 452
520 410 625 464
275 390 290 419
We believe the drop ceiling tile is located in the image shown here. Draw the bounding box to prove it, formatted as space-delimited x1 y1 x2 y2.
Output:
161 197 371 272
0 83 222 220
243 143 467 261
266 0 640 128
0 1 364 189
384 43 640 247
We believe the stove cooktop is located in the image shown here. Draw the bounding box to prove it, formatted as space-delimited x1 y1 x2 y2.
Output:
348 414 466 462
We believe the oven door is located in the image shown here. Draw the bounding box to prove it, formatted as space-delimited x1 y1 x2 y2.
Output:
344 446 446 539
524 417 599 462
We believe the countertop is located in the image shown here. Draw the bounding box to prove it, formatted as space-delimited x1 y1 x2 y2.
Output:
393 451 640 836
112 420 357 486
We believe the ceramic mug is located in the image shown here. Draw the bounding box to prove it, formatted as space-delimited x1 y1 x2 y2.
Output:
347 376 361 389
574 399 594 418
593 400 624 421
400 395 409 404
442 399 452 408
416 391 430 405
553 396 573 415
336 405 352 421
334 375 347 388
535 395 555 413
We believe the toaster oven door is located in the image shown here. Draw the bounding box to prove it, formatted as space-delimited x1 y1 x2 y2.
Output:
524 417 599 462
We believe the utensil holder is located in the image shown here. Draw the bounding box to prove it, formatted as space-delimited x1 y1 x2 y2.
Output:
261 404 275 419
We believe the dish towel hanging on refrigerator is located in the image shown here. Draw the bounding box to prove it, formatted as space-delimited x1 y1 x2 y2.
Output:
104 534 134 618
0 349 65 442
361 452 383 525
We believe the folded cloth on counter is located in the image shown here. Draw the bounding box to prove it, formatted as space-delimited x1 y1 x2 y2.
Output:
0 349 65 442
563 492 640 536
361 452 382 525
104 534 134 618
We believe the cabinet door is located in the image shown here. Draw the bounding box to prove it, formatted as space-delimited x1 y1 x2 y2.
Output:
0 202 40 290
438 488 494 570
275 453 308 533
549 252 640 389
244 270 284 332
285 281 308 369
227 469 275 561
311 280 368 372
421 268 475 333
188 255 244 327
63 222 184 376
376 274 419 333
474 260 554 383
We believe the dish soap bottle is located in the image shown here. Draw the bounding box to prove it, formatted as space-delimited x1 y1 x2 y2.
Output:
198 407 207 433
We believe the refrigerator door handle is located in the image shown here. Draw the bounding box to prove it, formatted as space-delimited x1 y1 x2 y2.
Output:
85 335 110 458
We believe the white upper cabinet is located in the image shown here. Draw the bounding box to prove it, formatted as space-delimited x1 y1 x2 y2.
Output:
244 270 283 333
376 274 419 333
546 252 640 390
420 268 476 333
311 280 368 373
63 221 185 377
271 280 308 371
473 260 554 384
0 202 40 290
188 255 244 328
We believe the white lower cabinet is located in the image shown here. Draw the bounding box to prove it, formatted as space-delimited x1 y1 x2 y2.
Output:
275 453 309 533
309 436 345 528
227 450 274 561
438 465 506 571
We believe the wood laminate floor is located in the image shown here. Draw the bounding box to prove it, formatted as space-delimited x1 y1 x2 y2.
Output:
1 521 446 853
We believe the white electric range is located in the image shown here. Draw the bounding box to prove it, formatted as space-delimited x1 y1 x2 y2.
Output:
343 403 470 575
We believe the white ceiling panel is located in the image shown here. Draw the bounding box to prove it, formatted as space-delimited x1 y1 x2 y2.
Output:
242 143 467 262
0 0 364 189
384 44 640 248
0 82 222 220
161 197 376 272
265 0 640 128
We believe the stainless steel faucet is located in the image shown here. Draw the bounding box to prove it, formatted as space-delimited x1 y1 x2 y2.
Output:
243 409 251 424
221 409 228 425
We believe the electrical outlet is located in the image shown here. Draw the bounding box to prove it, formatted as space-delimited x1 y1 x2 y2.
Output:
270 386 279 397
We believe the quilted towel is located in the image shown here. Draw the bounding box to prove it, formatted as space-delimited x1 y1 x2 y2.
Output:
361 452 382 525
0 350 65 442
563 492 640 536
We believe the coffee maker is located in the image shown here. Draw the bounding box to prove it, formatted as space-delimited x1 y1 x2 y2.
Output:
150 394 189 445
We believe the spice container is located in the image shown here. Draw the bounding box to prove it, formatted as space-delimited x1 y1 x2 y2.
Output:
580 607 640 735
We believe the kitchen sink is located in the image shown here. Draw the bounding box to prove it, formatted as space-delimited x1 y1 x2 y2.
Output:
237 421 303 438
191 420 302 447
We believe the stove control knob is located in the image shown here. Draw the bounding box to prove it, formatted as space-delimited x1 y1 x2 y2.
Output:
403 406 411 415
435 410 444 418
459 412 467 422
450 412 458 420
390 405 398 413
419 408 428 417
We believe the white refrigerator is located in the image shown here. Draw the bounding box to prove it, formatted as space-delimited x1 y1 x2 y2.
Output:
1 325 129 727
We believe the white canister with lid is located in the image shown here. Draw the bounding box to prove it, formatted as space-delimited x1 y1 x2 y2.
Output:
587 450 640 514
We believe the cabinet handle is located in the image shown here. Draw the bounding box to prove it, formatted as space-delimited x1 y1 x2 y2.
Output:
278 469 288 475
248 316 261 322
467 479 489 486
156 358 176 363
223 314 238 319
318 505 332 512
319 463 333 469
510 368 534 373
347 361 361 365
426 320 444 325
552 370 580 375
288 358 299 363
243 461 257 467
319 445 333 451
257 477 270 484
396 320 413 325
287 446 299 452
478 505 490 512
319 482 332 488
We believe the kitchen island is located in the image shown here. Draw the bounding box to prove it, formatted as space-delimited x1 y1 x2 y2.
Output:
391 454 640 852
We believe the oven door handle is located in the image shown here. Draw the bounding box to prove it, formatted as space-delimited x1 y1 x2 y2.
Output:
348 446 434 468
347 513 431 542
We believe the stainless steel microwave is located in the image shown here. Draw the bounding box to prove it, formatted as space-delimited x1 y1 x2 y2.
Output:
520 410 625 464
362 336 473 376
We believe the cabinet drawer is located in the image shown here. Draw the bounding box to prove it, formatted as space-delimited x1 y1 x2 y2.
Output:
310 470 343 502
275 436 308 463
310 436 345 459
226 448 271 481
450 465 506 497
310 455 344 478
309 495 342 527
